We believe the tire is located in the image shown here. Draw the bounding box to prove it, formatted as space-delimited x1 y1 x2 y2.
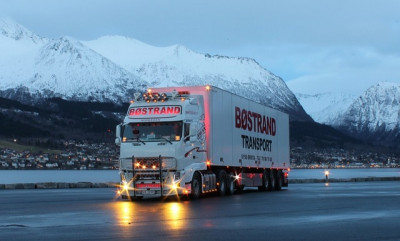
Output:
217 170 227 196
276 170 283 191
227 172 235 195
269 170 277 191
191 172 202 199
258 169 270 192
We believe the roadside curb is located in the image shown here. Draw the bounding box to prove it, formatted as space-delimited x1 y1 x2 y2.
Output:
0 182 118 190
289 177 400 183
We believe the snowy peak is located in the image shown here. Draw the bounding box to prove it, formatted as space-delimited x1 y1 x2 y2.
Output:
0 18 43 43
0 20 310 121
84 37 310 120
333 82 400 145
342 82 400 131
296 92 356 124
0 24 147 103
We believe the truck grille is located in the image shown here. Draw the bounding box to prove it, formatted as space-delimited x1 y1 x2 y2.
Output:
132 157 176 170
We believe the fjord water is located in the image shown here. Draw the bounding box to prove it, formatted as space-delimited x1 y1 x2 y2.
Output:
0 169 399 184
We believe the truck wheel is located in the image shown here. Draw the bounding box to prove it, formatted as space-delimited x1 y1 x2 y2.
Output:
191 172 202 199
258 169 270 191
276 170 283 191
227 172 235 195
269 170 277 191
217 170 227 196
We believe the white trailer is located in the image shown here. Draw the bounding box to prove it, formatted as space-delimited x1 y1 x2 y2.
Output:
115 86 289 199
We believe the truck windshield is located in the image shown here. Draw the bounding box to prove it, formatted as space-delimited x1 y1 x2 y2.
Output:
122 121 183 142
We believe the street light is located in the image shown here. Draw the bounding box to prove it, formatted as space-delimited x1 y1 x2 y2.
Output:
325 170 330 182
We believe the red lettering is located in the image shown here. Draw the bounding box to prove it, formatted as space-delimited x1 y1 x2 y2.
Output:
235 107 241 128
234 106 277 136
267 117 271 135
160 107 166 114
241 109 247 130
271 118 276 136
248 111 253 131
128 106 181 117
262 116 267 134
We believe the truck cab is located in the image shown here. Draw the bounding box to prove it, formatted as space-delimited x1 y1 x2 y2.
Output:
116 89 207 199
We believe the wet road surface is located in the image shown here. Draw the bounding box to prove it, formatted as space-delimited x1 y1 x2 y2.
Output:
1 182 400 241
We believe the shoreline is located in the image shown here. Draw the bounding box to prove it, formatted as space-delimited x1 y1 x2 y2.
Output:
1 177 400 190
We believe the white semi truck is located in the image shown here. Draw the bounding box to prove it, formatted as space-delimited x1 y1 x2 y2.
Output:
115 86 289 199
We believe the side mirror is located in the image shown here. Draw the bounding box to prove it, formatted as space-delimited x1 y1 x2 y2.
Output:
115 124 122 146
115 137 121 146
116 124 122 138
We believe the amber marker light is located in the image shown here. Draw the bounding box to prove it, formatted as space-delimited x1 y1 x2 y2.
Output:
205 85 211 91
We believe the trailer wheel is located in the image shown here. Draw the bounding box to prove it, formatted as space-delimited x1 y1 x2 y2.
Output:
217 170 227 196
191 172 202 199
258 169 270 191
276 170 283 191
269 170 277 191
227 172 235 195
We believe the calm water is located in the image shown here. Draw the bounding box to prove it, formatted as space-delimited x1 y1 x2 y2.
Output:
0 168 399 184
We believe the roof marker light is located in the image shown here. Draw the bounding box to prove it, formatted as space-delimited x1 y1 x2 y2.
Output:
134 92 141 100
171 90 178 99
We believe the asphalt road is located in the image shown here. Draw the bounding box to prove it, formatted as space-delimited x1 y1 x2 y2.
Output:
1 182 400 241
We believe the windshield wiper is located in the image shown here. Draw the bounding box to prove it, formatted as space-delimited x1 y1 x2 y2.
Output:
135 137 146 145
160 137 173 144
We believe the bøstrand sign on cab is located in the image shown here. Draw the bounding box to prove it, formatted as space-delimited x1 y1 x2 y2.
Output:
128 106 181 116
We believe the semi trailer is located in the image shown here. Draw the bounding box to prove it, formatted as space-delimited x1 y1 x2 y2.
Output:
115 85 289 199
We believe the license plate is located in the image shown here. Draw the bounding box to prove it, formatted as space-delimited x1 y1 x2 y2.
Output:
142 190 155 195
136 183 160 188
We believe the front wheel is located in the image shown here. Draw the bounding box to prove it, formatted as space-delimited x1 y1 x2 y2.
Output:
227 172 235 195
217 170 227 196
191 172 202 199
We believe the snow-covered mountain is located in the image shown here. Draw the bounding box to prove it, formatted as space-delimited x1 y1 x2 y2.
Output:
0 19 147 103
84 36 311 121
0 19 310 121
295 92 356 124
333 82 400 145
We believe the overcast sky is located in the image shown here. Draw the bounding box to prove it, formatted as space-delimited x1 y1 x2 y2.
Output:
1 0 399 95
